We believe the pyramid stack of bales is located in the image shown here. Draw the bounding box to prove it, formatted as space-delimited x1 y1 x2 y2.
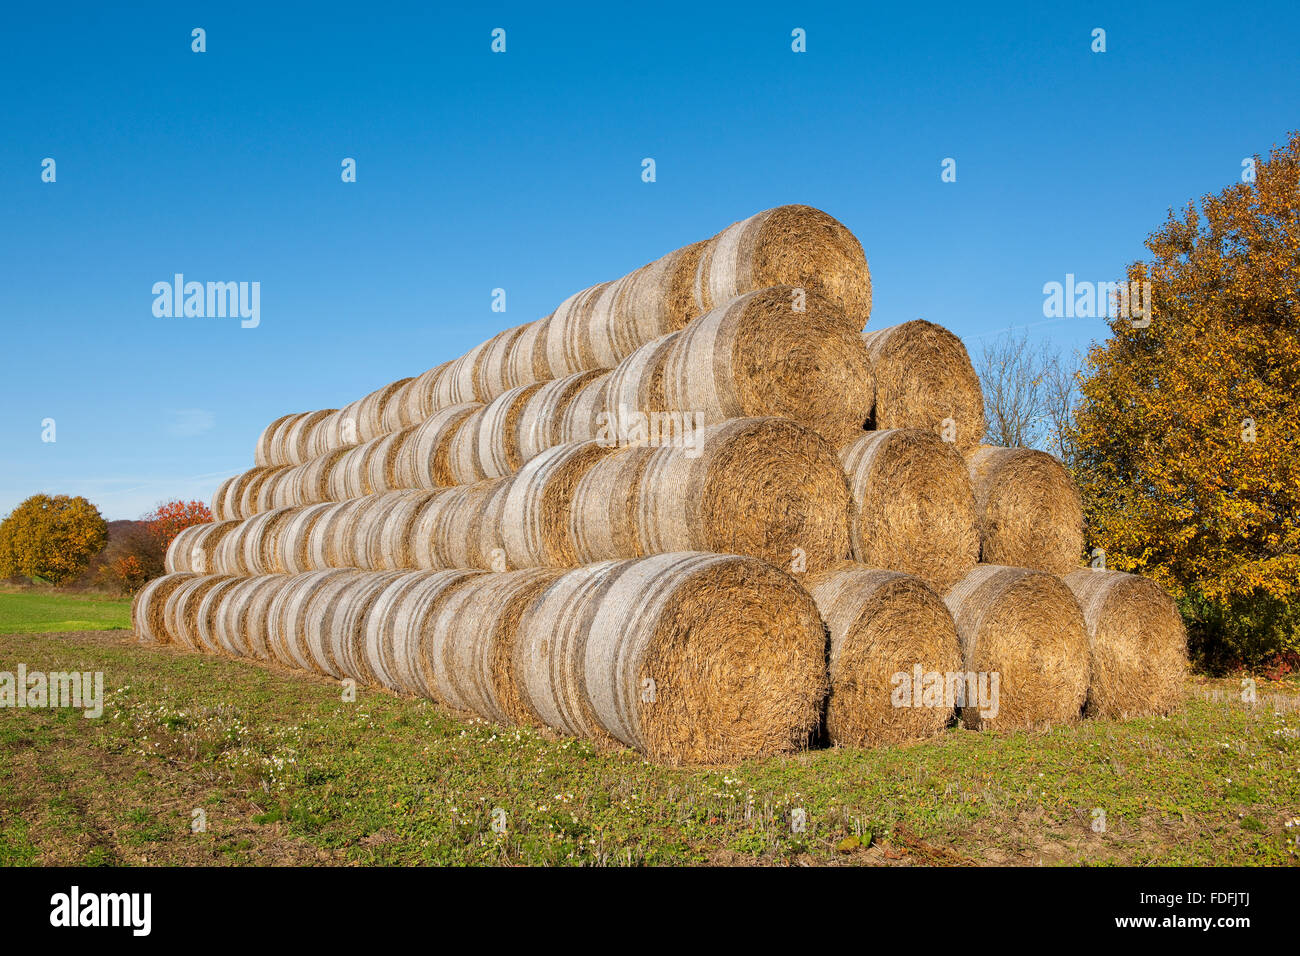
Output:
134 204 1187 765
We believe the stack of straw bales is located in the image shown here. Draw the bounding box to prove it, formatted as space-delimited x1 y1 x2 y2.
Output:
136 205 1187 765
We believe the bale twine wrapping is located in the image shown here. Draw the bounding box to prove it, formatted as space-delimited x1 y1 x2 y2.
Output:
544 282 617 379
965 446 1084 576
394 403 480 490
513 561 625 742
571 417 851 574
361 569 484 693
371 489 439 570
425 568 566 724
600 331 681 429
612 240 709 352
474 382 547 479
194 576 245 655
409 481 508 571
255 413 296 466
356 378 412 442
1063 569 1188 719
365 425 418 495
840 428 980 592
475 324 530 400
582 552 828 764
276 502 335 574
503 317 552 389
214 574 284 658
806 562 962 747
404 361 452 422
380 378 417 432
516 370 607 463
557 373 610 445
265 569 355 671
163 574 235 650
327 442 379 501
499 441 617 569
282 409 336 465
692 205 870 327
860 320 985 451
296 448 349 506
944 565 1090 731
210 474 239 521
434 339 494 407
660 286 874 446
132 572 200 644
165 520 241 574
302 570 406 680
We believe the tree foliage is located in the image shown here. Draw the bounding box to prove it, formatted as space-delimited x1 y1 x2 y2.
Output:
141 499 212 552
0 494 109 585
1070 132 1300 664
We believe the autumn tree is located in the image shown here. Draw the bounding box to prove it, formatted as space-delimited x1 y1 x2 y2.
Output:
142 499 212 552
1070 132 1300 666
0 494 109 585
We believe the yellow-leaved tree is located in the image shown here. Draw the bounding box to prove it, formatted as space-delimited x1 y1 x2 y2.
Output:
1071 132 1300 667
0 494 109 585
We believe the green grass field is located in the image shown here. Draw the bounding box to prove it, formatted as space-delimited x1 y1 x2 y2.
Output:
2 627 1298 866
0 589 132 634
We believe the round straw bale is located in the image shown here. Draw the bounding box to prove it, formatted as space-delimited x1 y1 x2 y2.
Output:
661 286 874 446
615 240 709 348
517 369 607 463
601 330 681 426
580 279 629 369
435 340 493 407
276 501 335 574
326 397 366 449
365 424 418 495
302 570 405 680
545 282 615 378
218 466 268 520
361 569 483 693
305 409 339 459
425 568 566 724
806 562 962 747
253 467 294 514
1063 569 1187 719
214 574 284 658
165 520 241 574
583 552 828 764
513 561 625 742
944 565 1090 731
860 320 984 450
499 441 617 569
210 474 239 521
445 406 491 485
504 317 552 388
557 373 610 445
132 572 200 644
369 489 438 570
266 569 359 672
475 324 530 400
408 482 507 570
381 378 417 432
283 409 335 464
475 382 547 479
572 417 851 574
693 205 870 327
356 378 412 442
840 428 980 592
405 361 452 422
327 442 379 501
965 446 1084 576
255 413 296 466
216 508 294 575
194 575 245 655
164 574 236 651
348 495 396 571
296 447 348 505
394 403 480 489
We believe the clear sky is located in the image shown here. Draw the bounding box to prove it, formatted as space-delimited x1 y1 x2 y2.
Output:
3 1 1297 520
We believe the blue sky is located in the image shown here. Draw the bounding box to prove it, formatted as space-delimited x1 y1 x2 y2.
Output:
2 1 1297 520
